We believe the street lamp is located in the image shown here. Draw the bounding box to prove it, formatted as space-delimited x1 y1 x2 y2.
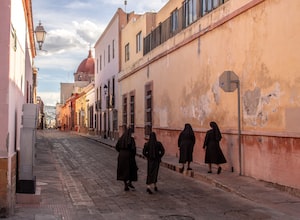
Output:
35 21 46 50
103 84 108 95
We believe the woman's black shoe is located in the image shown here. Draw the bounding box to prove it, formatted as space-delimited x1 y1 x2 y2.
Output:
124 186 129 191
146 188 153 194
154 186 158 191
217 167 222 174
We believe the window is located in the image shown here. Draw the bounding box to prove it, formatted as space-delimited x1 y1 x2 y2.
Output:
171 9 179 33
113 109 118 131
100 55 102 71
201 0 226 16
136 31 142 53
108 45 111 63
11 26 17 51
145 83 152 136
112 40 115 59
122 95 128 127
89 106 94 128
183 0 197 27
112 77 115 108
130 92 135 132
104 50 106 66
97 59 99 73
125 43 130 62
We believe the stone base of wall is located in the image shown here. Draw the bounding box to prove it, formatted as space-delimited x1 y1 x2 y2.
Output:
133 127 300 191
0 154 16 218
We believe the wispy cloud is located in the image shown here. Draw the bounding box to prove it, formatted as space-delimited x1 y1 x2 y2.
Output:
32 0 166 106
37 91 61 106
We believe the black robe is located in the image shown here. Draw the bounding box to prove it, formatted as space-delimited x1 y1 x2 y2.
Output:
178 129 195 163
143 141 165 184
116 137 138 181
203 129 227 164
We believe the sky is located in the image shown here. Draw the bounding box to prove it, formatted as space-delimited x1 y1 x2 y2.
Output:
32 0 167 106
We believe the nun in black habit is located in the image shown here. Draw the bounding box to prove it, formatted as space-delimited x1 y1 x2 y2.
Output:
116 127 138 191
178 123 196 172
143 132 165 194
203 121 227 174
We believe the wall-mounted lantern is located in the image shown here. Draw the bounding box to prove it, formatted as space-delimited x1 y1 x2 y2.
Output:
35 21 46 50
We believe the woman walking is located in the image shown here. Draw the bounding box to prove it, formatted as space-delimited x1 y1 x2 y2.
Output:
143 132 165 194
178 123 195 172
116 127 138 191
203 121 227 174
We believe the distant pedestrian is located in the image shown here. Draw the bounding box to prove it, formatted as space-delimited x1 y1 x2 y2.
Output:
178 123 195 173
143 132 165 194
116 127 138 191
203 121 227 174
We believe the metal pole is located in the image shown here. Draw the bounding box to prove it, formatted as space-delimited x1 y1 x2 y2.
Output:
237 80 242 176
232 79 242 175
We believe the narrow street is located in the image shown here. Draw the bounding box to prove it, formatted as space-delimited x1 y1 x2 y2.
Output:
10 130 299 220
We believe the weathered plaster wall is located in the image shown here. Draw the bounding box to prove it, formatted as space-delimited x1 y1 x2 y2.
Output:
119 0 300 190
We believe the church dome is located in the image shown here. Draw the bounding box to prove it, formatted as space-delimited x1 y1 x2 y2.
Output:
74 50 95 82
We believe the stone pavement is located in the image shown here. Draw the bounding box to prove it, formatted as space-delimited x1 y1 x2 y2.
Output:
80 132 300 217
9 130 300 220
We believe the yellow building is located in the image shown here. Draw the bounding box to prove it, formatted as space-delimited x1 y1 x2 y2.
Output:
119 0 300 191
75 83 94 133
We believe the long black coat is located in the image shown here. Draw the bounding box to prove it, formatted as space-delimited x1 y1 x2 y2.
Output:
143 141 165 184
178 130 195 163
203 129 227 164
116 137 138 181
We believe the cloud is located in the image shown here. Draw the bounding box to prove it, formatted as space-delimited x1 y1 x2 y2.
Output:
32 0 166 106
37 91 60 106
65 1 94 9
73 20 103 44
103 0 167 12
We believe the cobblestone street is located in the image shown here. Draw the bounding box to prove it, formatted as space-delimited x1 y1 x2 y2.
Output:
9 130 300 220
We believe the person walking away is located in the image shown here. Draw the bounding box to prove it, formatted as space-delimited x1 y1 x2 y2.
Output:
143 132 165 194
178 123 195 173
203 121 227 174
116 127 138 191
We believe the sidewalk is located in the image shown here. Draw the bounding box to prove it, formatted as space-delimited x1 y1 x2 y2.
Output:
80 132 300 215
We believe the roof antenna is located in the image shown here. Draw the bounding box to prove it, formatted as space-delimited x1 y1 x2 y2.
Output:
124 0 127 13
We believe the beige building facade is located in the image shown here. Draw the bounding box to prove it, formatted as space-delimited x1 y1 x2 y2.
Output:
119 0 300 191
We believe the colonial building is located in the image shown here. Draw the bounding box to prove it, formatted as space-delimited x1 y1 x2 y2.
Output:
118 0 300 191
0 0 37 216
57 50 95 131
94 8 140 139
75 83 94 133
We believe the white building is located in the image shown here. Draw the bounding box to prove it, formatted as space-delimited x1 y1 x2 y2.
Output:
0 0 37 216
94 8 136 139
